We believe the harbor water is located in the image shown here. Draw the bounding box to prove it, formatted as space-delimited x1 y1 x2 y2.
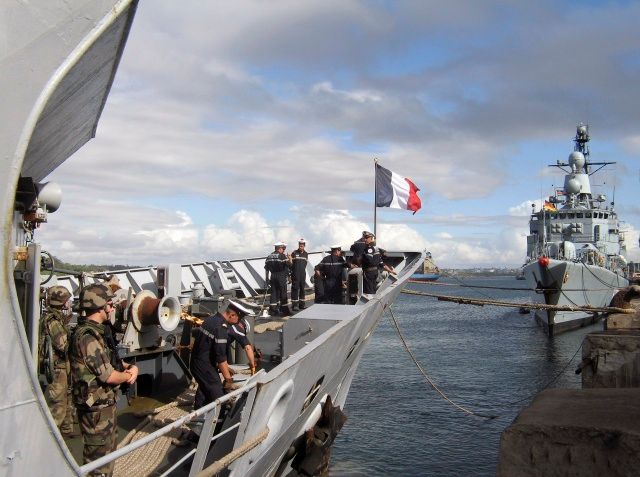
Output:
330 276 599 476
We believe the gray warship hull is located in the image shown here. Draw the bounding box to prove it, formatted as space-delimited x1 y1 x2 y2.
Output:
523 123 629 336
523 259 628 335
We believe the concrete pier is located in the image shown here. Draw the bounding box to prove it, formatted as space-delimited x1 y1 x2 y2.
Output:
497 388 640 476
498 289 640 476
581 330 640 388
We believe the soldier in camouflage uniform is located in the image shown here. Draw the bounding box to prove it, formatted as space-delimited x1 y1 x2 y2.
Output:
41 285 77 436
70 283 138 477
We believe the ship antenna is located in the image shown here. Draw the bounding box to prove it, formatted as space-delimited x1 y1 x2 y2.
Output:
612 185 615 209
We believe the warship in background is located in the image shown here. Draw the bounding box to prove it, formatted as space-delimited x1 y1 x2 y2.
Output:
522 124 629 336
1 2 424 476
411 252 441 282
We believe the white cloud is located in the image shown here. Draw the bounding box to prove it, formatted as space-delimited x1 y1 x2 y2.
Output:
29 0 640 272
312 81 383 103
202 210 276 258
509 200 542 216
621 135 640 155
623 225 640 262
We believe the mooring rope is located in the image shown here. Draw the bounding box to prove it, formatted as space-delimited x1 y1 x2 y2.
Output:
494 343 583 408
409 279 532 291
196 426 270 477
400 288 634 314
387 304 588 418
113 408 191 477
407 279 626 293
113 386 197 477
387 306 497 420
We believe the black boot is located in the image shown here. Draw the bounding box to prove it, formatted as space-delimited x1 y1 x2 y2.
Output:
298 301 305 310
280 305 291 317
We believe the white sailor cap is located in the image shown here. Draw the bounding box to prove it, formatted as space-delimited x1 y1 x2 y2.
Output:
330 244 342 250
298 237 306 244
227 300 254 317
274 241 286 248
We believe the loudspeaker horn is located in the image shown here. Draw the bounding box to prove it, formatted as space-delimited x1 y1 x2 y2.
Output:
35 182 62 213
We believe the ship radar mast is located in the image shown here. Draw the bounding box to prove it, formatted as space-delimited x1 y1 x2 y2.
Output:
550 124 615 177
574 123 590 159
546 124 617 210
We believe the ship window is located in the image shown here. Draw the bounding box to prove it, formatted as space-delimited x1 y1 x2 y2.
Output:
576 213 583 218
604 213 608 219
301 376 325 412
585 213 591 218
559 213 566 219
568 213 575 219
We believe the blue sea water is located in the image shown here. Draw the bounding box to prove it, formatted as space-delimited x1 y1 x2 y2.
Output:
330 276 599 477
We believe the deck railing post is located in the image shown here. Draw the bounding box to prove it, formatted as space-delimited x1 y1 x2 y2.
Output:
189 405 222 477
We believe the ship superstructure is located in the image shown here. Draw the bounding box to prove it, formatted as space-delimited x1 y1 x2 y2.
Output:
523 124 629 335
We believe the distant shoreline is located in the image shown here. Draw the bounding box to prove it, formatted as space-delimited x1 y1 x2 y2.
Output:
441 269 520 278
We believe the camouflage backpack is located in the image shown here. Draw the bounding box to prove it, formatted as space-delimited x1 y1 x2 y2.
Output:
38 314 55 385
37 286 71 384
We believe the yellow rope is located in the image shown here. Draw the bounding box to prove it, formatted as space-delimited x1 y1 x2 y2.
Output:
401 288 635 314
407 279 626 292
387 306 496 420
113 387 196 477
196 426 270 477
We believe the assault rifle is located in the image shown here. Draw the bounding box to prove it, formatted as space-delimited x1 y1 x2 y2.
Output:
104 322 131 403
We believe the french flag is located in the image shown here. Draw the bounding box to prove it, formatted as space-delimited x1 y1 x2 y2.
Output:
375 163 422 214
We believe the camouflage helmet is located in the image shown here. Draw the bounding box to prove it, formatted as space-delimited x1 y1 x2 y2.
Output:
79 283 114 310
47 286 71 307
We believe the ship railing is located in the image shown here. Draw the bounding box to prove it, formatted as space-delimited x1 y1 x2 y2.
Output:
78 378 261 477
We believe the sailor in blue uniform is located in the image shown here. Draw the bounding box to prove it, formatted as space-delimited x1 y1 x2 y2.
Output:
227 315 257 375
349 231 373 267
315 245 348 304
290 238 309 311
190 300 252 409
360 237 395 294
265 242 291 315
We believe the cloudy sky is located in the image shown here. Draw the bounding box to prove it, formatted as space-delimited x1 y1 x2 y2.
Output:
40 0 640 268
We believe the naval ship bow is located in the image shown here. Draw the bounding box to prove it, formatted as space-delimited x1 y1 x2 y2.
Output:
1 2 424 476
522 124 629 336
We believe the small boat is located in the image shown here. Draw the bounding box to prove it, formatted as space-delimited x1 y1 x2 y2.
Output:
522 124 629 336
411 252 441 281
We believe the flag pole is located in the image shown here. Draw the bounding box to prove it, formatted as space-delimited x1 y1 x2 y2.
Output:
373 158 378 238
